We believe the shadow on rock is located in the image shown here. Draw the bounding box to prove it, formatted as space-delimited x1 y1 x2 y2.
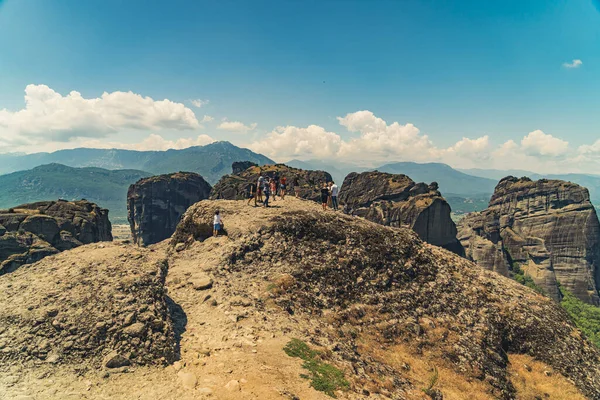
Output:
166 295 187 361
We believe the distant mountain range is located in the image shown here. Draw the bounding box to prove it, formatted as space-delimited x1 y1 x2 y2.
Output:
0 141 273 184
0 164 151 224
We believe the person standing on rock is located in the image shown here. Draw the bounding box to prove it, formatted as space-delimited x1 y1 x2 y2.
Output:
247 181 257 206
280 176 287 200
263 178 271 207
273 172 280 196
270 177 277 201
257 175 265 204
320 182 330 211
330 181 339 211
213 210 223 236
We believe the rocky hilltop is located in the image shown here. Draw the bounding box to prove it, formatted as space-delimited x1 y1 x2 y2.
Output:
210 163 333 203
0 199 112 273
1 197 598 399
339 171 464 255
127 172 212 246
458 176 600 305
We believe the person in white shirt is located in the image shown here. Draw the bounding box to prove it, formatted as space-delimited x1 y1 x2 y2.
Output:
330 182 339 211
213 210 223 237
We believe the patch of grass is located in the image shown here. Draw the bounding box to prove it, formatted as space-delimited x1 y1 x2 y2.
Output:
560 290 600 348
284 339 349 398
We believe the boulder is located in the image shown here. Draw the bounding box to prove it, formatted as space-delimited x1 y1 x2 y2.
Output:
0 200 112 274
0 243 176 368
458 176 600 304
210 163 333 203
232 161 258 175
339 171 464 255
127 172 212 246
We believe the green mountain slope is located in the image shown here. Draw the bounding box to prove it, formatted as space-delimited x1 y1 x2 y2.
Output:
0 164 151 224
0 141 274 184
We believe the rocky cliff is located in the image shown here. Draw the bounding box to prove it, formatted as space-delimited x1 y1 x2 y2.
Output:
0 199 112 273
127 172 211 246
1 197 598 399
339 171 464 255
210 163 333 203
458 176 600 305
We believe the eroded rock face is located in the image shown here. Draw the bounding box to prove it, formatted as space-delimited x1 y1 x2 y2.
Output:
0 200 112 274
339 171 464 255
231 161 257 175
458 176 600 304
172 198 600 399
0 242 176 368
127 172 212 246
210 163 333 203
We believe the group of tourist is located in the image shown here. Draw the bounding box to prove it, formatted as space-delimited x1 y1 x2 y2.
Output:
214 173 339 236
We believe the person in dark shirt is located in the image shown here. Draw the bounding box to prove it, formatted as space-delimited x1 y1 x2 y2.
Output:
320 182 330 210
293 177 300 197
247 182 257 206
263 178 271 207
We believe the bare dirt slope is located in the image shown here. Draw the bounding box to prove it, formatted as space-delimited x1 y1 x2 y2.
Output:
0 197 598 399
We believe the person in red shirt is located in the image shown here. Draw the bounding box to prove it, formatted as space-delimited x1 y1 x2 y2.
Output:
280 176 287 200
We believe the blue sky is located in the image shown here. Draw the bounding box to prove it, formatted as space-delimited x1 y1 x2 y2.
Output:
0 0 599 172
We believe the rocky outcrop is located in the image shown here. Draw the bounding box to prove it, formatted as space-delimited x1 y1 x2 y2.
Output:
339 171 464 255
127 172 212 246
0 242 176 368
210 163 333 203
231 161 257 175
171 198 600 399
458 176 600 305
0 200 112 273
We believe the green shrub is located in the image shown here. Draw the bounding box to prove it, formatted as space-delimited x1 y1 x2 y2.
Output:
560 290 600 347
512 264 545 295
284 339 349 398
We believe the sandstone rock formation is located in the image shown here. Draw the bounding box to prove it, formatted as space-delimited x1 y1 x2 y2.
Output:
127 172 212 246
339 171 464 255
231 161 257 175
171 197 600 399
0 242 176 369
458 176 600 305
210 163 333 203
0 200 112 273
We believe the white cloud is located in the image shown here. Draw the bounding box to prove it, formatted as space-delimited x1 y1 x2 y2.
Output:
520 129 569 156
217 121 257 133
249 125 343 160
201 115 214 123
0 84 200 144
563 59 582 69
190 99 210 108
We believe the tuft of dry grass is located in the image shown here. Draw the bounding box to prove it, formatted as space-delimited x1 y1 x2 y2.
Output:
508 354 585 400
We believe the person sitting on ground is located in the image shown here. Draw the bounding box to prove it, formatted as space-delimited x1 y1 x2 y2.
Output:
247 181 257 206
213 210 223 237
330 181 339 211
320 182 330 211
257 175 265 203
263 178 271 207
293 177 300 197
280 176 287 200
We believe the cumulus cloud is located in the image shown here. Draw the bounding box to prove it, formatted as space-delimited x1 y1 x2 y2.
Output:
217 121 257 133
251 110 440 163
249 125 343 160
0 84 200 143
201 115 214 123
563 59 582 69
520 130 569 156
190 99 210 108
